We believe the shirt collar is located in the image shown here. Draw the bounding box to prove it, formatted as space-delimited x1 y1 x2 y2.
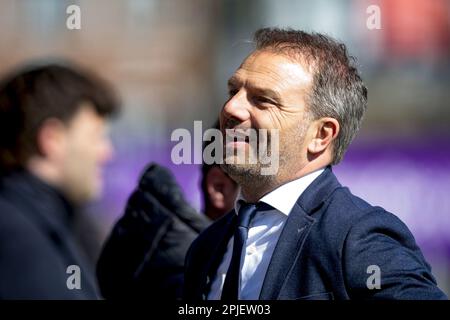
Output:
234 168 325 216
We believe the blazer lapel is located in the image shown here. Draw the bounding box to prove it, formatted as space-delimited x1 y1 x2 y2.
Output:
259 166 342 299
200 211 237 299
258 204 314 299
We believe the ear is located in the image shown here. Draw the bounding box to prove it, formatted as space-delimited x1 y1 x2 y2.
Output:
307 117 340 155
206 166 236 211
36 118 67 160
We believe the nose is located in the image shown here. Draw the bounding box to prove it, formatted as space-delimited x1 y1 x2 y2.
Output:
221 90 251 127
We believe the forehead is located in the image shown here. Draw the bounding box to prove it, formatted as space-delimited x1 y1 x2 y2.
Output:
231 50 313 91
68 103 105 130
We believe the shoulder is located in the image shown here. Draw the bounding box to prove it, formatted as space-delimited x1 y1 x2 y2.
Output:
310 184 420 262
0 195 68 275
185 210 234 268
0 197 53 253
305 183 447 299
189 210 234 252
320 187 446 299
322 186 412 235
0 192 69 266
317 185 399 235
0 195 38 239
184 210 235 300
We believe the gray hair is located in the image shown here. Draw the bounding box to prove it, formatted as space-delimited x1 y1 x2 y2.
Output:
254 28 368 164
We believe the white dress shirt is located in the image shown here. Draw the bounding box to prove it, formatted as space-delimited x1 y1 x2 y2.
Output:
207 168 324 300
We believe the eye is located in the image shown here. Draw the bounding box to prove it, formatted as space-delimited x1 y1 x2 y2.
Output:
228 88 239 97
254 96 275 106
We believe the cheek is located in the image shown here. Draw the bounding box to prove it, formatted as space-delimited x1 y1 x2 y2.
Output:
67 134 99 168
250 109 278 129
253 108 295 130
281 122 310 153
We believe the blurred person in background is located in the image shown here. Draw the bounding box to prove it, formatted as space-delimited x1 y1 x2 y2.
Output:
0 63 119 299
184 28 448 300
97 122 239 300
200 122 240 221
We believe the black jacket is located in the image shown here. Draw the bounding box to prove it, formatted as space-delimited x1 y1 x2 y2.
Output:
0 170 99 299
97 163 211 300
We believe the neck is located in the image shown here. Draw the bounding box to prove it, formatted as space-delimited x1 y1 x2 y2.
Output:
240 162 326 203
26 157 62 191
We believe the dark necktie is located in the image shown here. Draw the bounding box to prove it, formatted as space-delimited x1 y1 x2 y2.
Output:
221 202 257 300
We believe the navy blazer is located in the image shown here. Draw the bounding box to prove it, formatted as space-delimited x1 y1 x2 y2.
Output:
184 167 447 300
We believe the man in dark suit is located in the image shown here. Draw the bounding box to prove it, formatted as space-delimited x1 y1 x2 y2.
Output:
184 28 447 300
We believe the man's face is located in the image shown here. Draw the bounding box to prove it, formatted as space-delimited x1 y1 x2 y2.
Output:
220 50 314 185
60 105 113 204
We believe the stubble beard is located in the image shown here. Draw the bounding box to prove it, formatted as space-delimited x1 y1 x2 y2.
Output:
221 121 309 199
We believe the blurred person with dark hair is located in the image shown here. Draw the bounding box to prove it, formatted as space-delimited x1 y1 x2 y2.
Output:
0 63 119 299
97 122 238 300
184 28 447 300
